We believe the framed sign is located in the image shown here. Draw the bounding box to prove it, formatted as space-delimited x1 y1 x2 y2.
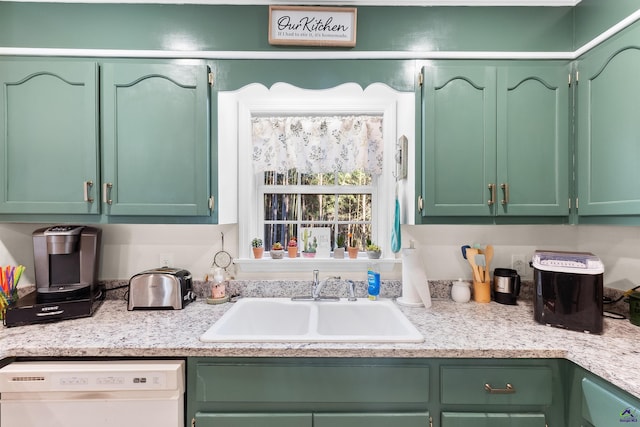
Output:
269 6 357 47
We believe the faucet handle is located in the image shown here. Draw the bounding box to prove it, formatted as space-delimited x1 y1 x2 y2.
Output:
346 279 357 301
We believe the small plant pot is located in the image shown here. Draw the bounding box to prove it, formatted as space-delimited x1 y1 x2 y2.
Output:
287 247 298 258
302 251 316 258
252 247 264 259
270 249 284 259
347 246 359 259
367 250 382 259
334 247 345 259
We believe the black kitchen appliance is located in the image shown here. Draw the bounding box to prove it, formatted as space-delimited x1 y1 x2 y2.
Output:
493 268 521 305
532 250 604 334
3 225 103 327
33 225 101 302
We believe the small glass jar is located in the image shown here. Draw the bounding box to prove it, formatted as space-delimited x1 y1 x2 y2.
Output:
210 268 227 299
451 279 471 303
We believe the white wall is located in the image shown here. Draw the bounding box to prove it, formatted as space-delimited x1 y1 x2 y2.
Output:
1 222 638 287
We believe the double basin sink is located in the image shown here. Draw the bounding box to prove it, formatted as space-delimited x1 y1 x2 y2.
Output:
200 298 424 343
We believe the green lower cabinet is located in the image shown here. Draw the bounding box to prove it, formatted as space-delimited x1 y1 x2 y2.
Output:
194 412 429 427
314 412 430 427
194 413 312 427
441 412 546 427
580 377 640 426
186 358 570 427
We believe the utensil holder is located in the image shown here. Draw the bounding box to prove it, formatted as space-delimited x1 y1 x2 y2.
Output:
473 279 491 303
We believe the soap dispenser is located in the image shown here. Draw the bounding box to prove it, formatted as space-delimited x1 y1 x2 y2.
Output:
367 262 380 300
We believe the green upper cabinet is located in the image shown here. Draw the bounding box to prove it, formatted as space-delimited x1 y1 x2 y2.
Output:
101 63 211 216
576 25 640 216
422 65 497 217
0 61 99 214
420 62 570 219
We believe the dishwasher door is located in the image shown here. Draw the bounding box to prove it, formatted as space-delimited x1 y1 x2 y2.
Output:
0 360 184 427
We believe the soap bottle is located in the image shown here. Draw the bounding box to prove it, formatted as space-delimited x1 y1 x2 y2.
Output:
367 262 380 300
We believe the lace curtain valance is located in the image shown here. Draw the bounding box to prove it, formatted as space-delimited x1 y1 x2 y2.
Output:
251 115 384 176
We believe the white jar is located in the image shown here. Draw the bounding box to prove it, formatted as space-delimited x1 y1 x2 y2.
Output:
451 279 471 303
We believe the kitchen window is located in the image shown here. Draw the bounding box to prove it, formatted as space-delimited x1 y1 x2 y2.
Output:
259 168 375 254
253 114 383 253
219 82 415 272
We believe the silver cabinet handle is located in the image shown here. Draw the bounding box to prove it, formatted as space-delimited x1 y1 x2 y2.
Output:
501 183 510 205
102 183 113 205
484 383 515 394
417 195 424 212
487 183 496 206
83 181 94 203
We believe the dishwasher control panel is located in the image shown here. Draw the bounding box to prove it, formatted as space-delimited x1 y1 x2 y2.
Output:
0 360 184 393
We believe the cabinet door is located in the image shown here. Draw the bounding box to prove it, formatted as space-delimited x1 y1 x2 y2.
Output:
195 413 311 427
314 412 429 427
102 63 210 216
581 378 640 427
421 65 497 217
441 412 546 427
496 65 570 216
0 61 99 214
576 32 640 215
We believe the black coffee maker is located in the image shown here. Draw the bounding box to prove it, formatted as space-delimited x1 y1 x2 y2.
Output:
33 225 102 302
493 268 521 305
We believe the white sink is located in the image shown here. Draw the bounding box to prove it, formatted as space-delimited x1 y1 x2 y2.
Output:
199 298 424 343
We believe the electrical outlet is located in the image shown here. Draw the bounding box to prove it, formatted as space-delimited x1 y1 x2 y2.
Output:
511 254 527 277
159 252 174 267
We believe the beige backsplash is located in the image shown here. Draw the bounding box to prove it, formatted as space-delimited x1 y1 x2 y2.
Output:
1 223 640 290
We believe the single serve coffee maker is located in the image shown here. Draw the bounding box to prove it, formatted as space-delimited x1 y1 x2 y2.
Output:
33 225 102 302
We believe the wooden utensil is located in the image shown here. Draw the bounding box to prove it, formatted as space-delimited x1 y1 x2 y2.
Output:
465 248 482 282
483 245 494 281
475 254 487 283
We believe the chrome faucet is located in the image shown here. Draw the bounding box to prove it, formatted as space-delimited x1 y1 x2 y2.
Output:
312 272 341 300
291 270 356 301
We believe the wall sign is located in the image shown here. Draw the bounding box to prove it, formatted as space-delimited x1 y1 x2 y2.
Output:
269 6 357 47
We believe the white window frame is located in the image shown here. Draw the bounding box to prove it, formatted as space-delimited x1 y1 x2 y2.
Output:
218 82 415 273
258 169 378 254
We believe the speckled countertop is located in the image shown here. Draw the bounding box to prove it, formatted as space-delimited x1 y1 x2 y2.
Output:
1 280 639 399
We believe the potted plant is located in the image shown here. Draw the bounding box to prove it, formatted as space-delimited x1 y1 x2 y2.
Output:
347 233 359 259
251 237 263 259
366 241 382 259
287 237 298 258
334 234 346 259
270 241 284 259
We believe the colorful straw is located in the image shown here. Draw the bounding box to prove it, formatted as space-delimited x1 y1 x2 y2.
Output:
0 265 25 304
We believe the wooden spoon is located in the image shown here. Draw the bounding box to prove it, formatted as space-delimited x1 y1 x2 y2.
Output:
465 248 482 282
483 245 494 282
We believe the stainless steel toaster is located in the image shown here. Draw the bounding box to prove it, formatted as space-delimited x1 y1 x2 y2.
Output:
127 267 195 310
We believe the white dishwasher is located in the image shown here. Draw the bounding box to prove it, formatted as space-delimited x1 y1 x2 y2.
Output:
0 360 184 427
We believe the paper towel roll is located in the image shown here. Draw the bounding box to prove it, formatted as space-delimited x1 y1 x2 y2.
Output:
397 248 432 308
